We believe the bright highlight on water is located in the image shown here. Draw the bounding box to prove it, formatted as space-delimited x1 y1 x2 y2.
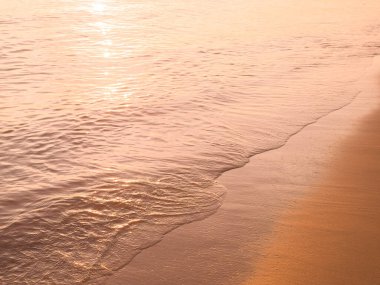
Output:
1 0 380 284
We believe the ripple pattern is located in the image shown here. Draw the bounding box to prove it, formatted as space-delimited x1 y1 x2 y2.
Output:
1 0 380 283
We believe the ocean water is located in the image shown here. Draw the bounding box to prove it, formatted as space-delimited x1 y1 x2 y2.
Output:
1 0 380 284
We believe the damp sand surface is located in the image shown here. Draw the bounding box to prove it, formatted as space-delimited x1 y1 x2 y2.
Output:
2 1 380 283
247 91 380 285
106 61 380 285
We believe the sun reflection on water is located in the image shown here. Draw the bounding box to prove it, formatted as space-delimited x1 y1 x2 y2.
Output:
103 50 111 58
91 1 107 14
93 21 111 35
75 0 135 102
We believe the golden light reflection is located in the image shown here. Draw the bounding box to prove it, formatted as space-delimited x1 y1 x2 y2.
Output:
93 21 111 35
96 83 132 102
103 50 111 58
105 85 118 95
81 1 132 101
100 39 113 46
123 91 133 100
90 1 107 14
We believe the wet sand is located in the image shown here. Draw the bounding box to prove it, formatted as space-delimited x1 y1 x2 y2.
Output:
245 62 380 284
247 102 380 284
105 61 380 285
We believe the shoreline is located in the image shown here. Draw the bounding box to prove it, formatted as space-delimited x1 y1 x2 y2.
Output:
247 101 380 285
105 59 380 285
245 63 380 284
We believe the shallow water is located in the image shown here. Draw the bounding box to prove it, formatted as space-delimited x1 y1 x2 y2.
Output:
1 0 380 283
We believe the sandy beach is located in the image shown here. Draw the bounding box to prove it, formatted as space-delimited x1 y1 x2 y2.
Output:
247 91 380 284
2 1 380 284
105 59 380 285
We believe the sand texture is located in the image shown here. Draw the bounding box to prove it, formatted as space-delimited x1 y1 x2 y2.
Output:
106 61 380 285
247 105 380 285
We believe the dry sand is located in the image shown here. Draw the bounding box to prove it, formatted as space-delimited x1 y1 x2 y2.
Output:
105 61 380 285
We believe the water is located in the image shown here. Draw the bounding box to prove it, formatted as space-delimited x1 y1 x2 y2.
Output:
1 0 380 284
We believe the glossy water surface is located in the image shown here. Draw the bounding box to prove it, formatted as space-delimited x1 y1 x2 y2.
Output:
1 0 380 283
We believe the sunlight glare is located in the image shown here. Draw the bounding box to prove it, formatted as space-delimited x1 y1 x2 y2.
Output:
103 50 111 58
91 1 106 14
